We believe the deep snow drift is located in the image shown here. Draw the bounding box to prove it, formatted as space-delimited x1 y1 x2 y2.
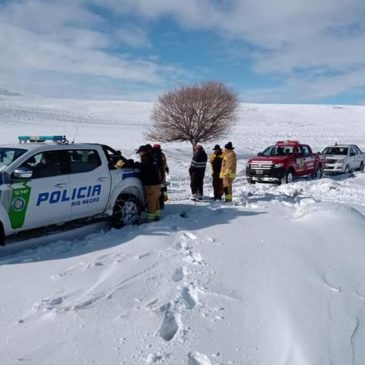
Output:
1 94 365 365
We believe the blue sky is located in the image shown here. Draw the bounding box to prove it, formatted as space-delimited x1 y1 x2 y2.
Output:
1 0 365 104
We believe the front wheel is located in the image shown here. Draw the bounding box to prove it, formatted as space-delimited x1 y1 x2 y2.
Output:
359 161 364 172
112 194 141 228
281 169 295 184
344 164 350 174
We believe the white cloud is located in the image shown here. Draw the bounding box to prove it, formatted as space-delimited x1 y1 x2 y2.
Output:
1 0 365 101
113 25 151 48
0 0 185 98
100 0 365 101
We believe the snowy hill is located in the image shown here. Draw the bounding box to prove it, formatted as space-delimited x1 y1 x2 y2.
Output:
1 95 365 365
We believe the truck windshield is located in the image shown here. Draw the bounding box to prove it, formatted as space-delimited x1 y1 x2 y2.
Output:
262 145 295 156
322 147 348 155
0 148 27 169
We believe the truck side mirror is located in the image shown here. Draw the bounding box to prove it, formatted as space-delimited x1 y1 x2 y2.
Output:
13 167 33 179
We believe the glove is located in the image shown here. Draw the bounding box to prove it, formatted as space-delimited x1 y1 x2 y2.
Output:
223 169 232 178
114 159 125 169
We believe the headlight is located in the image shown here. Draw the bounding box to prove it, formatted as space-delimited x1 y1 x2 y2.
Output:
274 163 284 168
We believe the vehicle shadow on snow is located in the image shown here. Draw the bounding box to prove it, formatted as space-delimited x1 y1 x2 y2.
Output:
0 201 265 265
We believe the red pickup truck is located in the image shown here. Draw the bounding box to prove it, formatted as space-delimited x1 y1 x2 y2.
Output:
246 140 325 184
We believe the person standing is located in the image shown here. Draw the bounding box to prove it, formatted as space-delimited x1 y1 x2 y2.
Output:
189 144 207 200
220 142 237 202
209 144 224 200
152 144 169 208
136 145 162 222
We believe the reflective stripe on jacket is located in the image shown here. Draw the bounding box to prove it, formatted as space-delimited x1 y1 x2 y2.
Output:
190 150 207 171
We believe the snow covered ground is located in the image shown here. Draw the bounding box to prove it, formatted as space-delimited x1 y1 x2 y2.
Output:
1 94 365 365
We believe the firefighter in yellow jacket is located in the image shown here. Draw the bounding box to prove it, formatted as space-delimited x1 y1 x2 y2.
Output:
220 142 237 202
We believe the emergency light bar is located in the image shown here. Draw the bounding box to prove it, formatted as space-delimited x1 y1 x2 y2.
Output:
18 135 68 144
276 140 300 146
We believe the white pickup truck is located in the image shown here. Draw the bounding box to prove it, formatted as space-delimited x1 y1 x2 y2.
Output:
322 144 365 174
0 136 144 246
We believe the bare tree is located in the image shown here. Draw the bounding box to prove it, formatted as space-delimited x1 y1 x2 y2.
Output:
148 82 239 146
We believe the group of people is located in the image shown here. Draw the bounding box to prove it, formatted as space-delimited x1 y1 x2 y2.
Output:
189 141 237 202
123 141 237 223
134 144 169 222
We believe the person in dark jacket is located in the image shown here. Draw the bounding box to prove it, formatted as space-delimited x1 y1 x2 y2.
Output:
136 145 162 222
189 144 207 200
152 144 169 209
209 144 224 200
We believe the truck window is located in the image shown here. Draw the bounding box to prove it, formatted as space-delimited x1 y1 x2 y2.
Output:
355 146 363 154
67 150 101 173
262 145 295 156
322 147 348 155
19 151 63 178
350 147 357 156
0 148 26 169
301 146 311 156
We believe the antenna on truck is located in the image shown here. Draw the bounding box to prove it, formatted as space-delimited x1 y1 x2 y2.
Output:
71 128 79 144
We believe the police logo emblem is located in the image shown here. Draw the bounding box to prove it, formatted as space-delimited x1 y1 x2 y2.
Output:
12 197 26 211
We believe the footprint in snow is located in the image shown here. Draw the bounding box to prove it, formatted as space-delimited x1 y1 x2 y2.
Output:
33 296 70 313
158 303 181 342
146 352 165 364
180 284 199 309
182 231 198 240
183 251 206 266
172 267 185 282
187 352 212 365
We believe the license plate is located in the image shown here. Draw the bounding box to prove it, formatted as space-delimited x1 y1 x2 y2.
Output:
256 169 263 174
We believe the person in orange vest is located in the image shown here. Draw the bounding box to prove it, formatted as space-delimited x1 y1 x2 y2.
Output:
220 142 237 202
209 144 224 200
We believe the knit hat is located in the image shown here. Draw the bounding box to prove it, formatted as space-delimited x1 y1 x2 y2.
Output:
212 144 221 150
153 144 161 150
224 141 234 150
136 145 148 153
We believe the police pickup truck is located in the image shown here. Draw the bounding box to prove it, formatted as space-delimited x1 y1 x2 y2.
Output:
0 136 144 246
246 140 325 184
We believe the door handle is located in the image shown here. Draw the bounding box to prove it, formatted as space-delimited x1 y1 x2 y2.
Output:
55 183 67 188
98 177 107 182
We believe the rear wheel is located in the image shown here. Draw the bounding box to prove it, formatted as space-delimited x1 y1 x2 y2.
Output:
312 164 323 179
112 194 141 228
247 178 255 184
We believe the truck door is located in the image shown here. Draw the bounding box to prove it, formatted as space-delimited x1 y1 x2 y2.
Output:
350 146 360 170
301 145 315 175
67 148 110 219
294 146 306 176
10 150 70 231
